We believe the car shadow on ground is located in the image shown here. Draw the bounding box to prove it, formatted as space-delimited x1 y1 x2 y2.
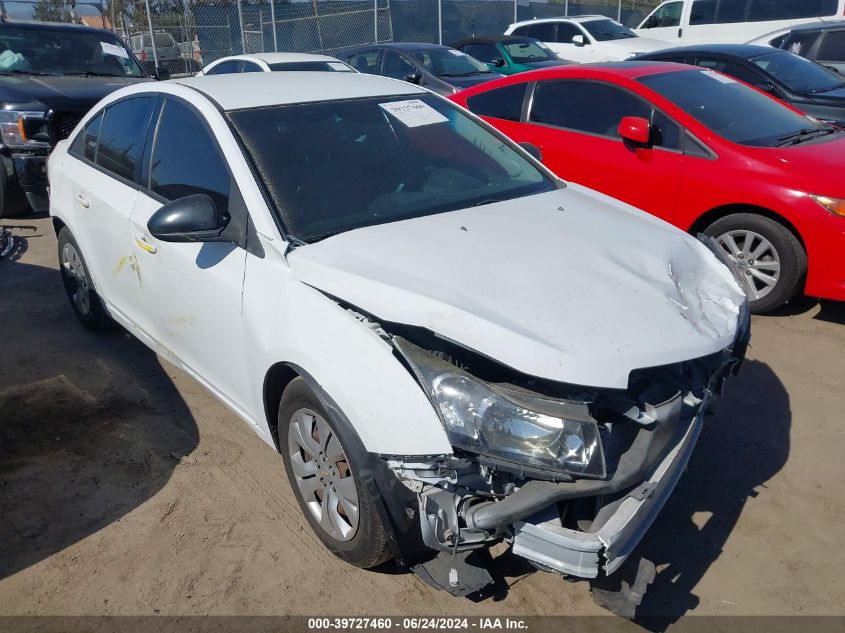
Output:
0 252 199 579
440 358 790 627
768 295 845 326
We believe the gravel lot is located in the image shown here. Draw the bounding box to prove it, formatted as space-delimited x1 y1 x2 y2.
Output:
1 218 844 626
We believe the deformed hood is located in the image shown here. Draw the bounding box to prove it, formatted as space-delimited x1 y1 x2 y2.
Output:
287 185 745 389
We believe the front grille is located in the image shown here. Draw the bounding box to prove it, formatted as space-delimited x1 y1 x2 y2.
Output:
50 111 85 142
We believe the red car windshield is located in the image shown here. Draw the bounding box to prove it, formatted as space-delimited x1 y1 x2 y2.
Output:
639 69 838 147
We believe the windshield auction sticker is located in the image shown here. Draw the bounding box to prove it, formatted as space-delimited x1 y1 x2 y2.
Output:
101 42 129 59
379 99 448 127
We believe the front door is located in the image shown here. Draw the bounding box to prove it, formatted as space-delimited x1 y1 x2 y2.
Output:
128 96 251 409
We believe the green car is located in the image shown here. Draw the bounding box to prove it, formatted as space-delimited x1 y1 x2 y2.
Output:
450 35 573 75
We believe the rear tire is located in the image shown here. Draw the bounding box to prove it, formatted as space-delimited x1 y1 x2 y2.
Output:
703 213 806 314
57 227 111 331
279 378 391 569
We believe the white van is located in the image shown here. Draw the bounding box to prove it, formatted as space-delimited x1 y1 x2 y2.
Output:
635 0 845 45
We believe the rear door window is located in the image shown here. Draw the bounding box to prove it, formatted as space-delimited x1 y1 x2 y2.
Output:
555 22 583 43
206 59 241 75
695 58 765 85
346 49 380 74
465 83 527 121
523 23 557 41
817 30 845 62
462 43 500 64
95 96 156 181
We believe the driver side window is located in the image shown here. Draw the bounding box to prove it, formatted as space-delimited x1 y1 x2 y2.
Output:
643 1 684 28
381 50 417 81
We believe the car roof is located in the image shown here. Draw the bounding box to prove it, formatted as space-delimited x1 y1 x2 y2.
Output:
0 17 115 36
451 35 539 46
786 18 845 33
510 15 610 26
173 72 424 110
238 52 345 63
641 43 782 59
474 61 693 83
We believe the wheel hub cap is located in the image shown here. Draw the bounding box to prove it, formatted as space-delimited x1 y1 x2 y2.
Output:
288 408 360 542
715 229 781 302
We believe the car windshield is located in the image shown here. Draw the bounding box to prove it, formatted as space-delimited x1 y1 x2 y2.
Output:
581 19 637 41
639 69 837 147
268 61 355 72
751 51 844 93
0 25 144 78
411 48 491 77
503 41 556 63
228 94 555 242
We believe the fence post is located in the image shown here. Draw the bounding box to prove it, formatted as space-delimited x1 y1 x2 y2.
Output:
144 0 159 69
270 0 278 51
564 0 568 16
437 0 442 45
237 0 247 54
617 0 622 22
374 0 378 43
513 0 517 25
312 0 324 51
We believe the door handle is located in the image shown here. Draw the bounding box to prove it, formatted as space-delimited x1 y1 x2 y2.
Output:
135 234 157 254
76 193 90 208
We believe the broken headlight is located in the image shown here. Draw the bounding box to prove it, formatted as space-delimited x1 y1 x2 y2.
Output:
395 338 605 478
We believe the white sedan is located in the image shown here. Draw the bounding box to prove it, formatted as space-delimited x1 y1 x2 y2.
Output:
199 52 355 75
47 72 748 606
505 15 669 62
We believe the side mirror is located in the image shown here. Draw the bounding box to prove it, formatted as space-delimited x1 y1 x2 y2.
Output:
755 81 776 94
148 194 229 243
618 116 651 147
404 71 423 84
572 34 586 46
155 65 171 81
492 57 506 68
518 142 543 161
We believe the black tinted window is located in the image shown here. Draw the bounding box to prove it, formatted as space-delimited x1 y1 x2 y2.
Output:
382 50 417 80
70 111 102 160
643 1 683 28
150 99 230 213
690 0 716 24
524 23 556 41
695 58 763 85
639 69 829 146
466 83 527 121
818 30 845 61
780 30 821 56
347 50 379 73
530 81 650 137
241 61 263 73
96 97 154 181
748 0 838 21
462 43 500 63
206 60 240 75
555 23 582 43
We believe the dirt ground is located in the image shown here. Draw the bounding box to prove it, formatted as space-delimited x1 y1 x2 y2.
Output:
1 218 844 627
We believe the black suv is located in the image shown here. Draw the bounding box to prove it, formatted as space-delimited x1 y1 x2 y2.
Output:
0 19 160 217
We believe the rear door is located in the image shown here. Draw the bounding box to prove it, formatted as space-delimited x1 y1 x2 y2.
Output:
520 79 684 221
63 96 157 322
128 96 251 406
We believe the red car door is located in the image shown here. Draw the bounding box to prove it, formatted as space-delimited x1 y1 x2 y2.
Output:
517 79 685 223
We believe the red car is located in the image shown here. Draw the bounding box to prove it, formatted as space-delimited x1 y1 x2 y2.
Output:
449 62 845 313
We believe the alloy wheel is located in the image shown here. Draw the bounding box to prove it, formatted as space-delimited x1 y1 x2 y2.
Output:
287 408 360 542
715 229 781 302
61 242 91 316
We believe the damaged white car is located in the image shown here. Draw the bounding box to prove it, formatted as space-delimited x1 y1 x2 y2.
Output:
47 72 749 613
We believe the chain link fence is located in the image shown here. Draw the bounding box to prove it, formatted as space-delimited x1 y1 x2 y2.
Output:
22 0 663 76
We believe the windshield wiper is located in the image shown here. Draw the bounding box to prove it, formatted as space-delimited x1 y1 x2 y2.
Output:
775 126 837 146
0 70 60 76
62 71 127 77
806 83 845 94
472 199 504 207
438 71 488 77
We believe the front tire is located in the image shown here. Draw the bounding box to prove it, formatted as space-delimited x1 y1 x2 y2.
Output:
279 378 391 568
57 227 111 331
703 213 806 314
